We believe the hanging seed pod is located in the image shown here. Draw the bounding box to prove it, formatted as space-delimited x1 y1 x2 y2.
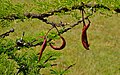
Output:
38 37 47 62
81 8 91 50
49 35 66 50
81 24 90 50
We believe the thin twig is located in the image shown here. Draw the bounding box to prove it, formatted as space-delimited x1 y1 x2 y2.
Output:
62 63 76 74
44 55 53 64
61 15 90 34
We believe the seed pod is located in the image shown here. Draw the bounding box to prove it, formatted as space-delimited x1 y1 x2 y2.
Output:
38 37 47 62
49 35 66 50
81 24 90 50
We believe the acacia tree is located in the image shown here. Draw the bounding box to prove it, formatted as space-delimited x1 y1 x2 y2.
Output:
0 0 120 75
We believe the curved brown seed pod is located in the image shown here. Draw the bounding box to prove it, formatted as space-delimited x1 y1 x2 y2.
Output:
81 24 90 50
49 35 66 50
38 37 47 62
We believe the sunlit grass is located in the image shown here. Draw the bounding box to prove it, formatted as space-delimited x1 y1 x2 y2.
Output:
60 13 120 75
38 13 120 75
0 0 120 75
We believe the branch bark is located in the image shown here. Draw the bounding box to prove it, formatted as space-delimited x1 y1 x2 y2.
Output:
1 3 118 21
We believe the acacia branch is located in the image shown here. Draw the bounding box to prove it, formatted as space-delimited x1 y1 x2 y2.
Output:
0 28 14 38
1 2 117 21
61 15 90 34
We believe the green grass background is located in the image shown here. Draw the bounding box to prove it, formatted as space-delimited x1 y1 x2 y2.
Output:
0 0 120 75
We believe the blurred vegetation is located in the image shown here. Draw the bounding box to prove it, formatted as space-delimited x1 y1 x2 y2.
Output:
0 0 120 75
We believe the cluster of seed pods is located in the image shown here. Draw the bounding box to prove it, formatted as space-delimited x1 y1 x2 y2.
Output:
38 7 91 62
38 33 66 62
